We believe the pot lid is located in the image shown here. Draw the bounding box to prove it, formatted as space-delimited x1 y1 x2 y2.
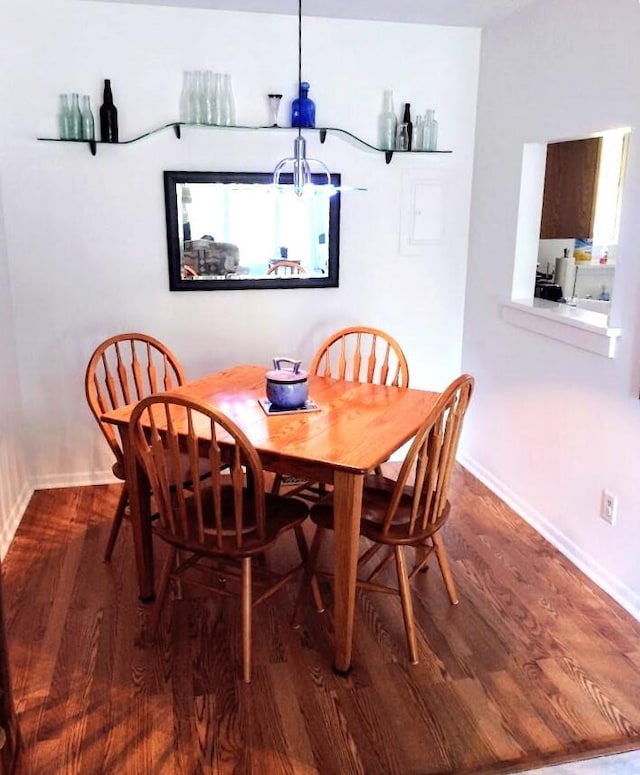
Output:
265 357 308 383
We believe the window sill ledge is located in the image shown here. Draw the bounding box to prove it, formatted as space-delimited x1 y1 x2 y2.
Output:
500 298 621 358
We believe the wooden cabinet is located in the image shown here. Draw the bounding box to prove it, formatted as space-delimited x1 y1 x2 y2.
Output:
540 137 602 239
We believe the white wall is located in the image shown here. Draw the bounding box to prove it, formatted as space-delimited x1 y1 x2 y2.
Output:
0 1 479 510
462 0 640 617
0 177 30 558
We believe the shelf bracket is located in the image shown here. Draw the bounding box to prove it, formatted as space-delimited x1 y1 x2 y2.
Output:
384 150 393 164
89 140 96 156
319 128 327 144
173 124 181 139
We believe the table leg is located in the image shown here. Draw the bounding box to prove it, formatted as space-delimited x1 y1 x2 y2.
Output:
119 428 155 602
332 470 364 674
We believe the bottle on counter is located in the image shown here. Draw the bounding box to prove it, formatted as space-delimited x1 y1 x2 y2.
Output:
401 103 413 151
99 78 119 143
377 90 397 151
291 81 315 128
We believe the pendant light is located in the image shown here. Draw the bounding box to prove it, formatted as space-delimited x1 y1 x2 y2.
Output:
273 0 332 197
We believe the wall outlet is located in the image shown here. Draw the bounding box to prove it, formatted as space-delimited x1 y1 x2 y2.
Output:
600 490 618 525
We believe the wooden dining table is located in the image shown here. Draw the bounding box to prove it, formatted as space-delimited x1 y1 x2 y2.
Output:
102 363 440 674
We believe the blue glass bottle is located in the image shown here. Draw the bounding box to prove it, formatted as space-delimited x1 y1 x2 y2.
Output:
291 81 315 128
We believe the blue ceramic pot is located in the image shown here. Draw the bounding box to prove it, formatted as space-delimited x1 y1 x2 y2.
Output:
265 358 308 409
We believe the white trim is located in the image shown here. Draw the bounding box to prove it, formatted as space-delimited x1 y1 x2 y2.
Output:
0 482 33 560
458 453 640 623
31 470 117 490
501 298 621 357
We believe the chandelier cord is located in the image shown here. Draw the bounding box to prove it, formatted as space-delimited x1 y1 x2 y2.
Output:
297 0 302 142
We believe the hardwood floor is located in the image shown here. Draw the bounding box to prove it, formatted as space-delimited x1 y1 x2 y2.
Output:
3 466 640 774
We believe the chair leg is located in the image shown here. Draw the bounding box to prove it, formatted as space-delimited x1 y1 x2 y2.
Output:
148 545 177 639
432 533 459 605
104 483 128 562
292 525 325 615
241 558 252 683
271 473 283 495
394 546 418 665
291 527 325 627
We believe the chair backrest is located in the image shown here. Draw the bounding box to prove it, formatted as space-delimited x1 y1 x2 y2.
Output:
129 394 267 554
380 374 474 539
311 326 410 387
84 333 186 469
267 260 307 276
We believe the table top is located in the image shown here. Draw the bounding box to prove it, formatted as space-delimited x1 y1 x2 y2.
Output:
102 364 440 475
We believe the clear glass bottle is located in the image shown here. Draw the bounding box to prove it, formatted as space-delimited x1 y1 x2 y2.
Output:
99 79 119 143
396 122 409 151
190 71 203 124
413 115 423 151
80 95 95 141
69 93 83 140
179 71 193 123
423 109 438 151
213 73 224 125
377 90 397 151
221 73 235 126
57 94 71 140
202 70 215 125
291 81 315 128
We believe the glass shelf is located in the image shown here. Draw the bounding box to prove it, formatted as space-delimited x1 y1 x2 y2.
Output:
37 121 452 162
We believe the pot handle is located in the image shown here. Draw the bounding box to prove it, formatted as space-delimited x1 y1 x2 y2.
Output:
272 357 301 374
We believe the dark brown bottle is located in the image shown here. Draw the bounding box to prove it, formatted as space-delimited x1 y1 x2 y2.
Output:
99 79 119 143
402 103 413 151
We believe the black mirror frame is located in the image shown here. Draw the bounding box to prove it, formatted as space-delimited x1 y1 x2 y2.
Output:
164 170 341 291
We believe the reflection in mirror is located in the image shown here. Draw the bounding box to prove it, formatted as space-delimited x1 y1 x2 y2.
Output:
164 171 341 291
536 129 629 313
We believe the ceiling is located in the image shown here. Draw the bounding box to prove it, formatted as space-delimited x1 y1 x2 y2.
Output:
79 0 544 28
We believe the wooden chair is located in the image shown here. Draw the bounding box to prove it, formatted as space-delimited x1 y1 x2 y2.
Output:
295 373 474 664
272 325 410 498
267 260 307 275
129 394 312 683
311 325 409 387
84 333 187 561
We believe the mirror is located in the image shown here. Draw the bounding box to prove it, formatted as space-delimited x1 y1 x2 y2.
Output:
164 171 341 291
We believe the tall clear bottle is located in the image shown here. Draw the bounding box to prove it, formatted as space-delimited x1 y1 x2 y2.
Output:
57 94 71 139
377 90 397 151
179 71 193 123
423 109 438 151
69 93 83 140
190 71 203 124
99 79 119 142
221 73 235 126
80 95 95 141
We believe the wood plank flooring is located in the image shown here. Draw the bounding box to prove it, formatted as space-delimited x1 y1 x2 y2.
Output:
3 466 640 774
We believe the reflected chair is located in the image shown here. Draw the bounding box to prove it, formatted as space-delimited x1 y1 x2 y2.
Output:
267 260 307 276
129 394 312 683
296 374 474 664
272 325 410 498
84 332 187 561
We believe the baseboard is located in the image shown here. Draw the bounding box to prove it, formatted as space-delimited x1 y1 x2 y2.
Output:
0 481 34 560
31 470 117 490
459 453 640 623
